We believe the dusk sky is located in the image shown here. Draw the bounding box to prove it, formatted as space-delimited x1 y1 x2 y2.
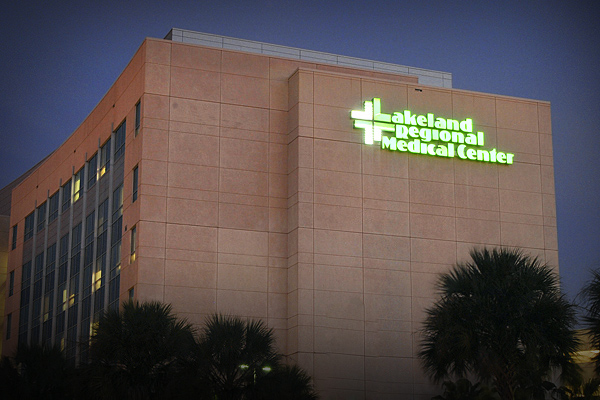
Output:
1 1 598 304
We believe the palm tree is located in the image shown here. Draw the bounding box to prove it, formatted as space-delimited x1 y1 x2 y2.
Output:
252 364 319 400
419 247 581 400
433 378 499 400
0 343 74 399
195 314 281 400
581 269 600 376
86 300 196 399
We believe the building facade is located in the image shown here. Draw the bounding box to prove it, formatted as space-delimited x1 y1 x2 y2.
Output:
1 29 557 399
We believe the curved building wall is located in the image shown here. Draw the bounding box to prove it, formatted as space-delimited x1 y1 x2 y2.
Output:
2 36 557 400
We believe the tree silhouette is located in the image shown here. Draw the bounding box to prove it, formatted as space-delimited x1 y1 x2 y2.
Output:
581 269 600 377
195 314 281 399
87 300 196 399
419 248 580 400
0 343 74 399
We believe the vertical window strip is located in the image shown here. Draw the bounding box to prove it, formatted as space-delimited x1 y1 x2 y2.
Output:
24 213 34 241
130 226 136 263
87 153 98 189
11 224 17 250
132 166 138 203
48 192 59 223
73 169 83 203
6 313 12 340
42 244 56 344
62 180 71 213
135 101 141 136
114 120 126 159
108 185 123 310
100 138 111 178
31 252 45 344
18 261 32 345
94 199 109 320
9 270 14 296
55 233 69 345
36 202 46 232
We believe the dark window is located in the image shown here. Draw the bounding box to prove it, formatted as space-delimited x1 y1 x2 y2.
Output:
128 287 134 300
9 271 14 296
43 243 57 343
73 168 83 203
132 166 138 203
100 138 111 178
11 225 17 250
114 120 126 159
56 233 69 339
109 185 123 310
94 198 109 317
19 261 32 345
24 213 34 241
6 313 11 340
135 101 141 136
48 192 59 223
36 202 46 232
88 153 97 189
62 180 71 213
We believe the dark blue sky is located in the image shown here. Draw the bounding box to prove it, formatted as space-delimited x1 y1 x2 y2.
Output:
1 1 598 302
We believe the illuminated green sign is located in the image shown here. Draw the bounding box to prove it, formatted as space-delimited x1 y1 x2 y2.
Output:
350 98 514 164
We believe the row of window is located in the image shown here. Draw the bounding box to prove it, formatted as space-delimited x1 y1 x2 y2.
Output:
13 100 142 248
7 99 141 347
14 185 125 352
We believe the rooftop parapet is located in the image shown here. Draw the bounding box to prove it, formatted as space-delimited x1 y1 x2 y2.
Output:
166 28 452 88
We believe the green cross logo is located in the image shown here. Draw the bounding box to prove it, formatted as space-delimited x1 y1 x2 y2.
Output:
350 98 395 144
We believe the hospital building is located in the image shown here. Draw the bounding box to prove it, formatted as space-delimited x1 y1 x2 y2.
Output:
0 28 557 399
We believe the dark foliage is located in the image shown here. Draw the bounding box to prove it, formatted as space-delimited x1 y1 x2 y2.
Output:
0 343 75 399
581 269 600 376
3 303 318 399
86 300 196 399
433 378 499 400
420 248 581 400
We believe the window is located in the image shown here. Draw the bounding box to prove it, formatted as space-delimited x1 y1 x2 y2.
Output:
132 166 138 203
135 101 141 136
36 202 46 232
62 180 71 213
48 192 59 223
24 212 34 241
128 287 134 300
114 120 126 159
130 226 136 263
11 225 17 250
100 138 111 177
6 313 11 340
88 153 97 189
73 168 83 203
9 271 14 296
108 185 123 310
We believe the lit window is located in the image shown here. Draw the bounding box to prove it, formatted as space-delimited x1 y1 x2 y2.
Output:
11 224 17 250
62 180 71 213
130 226 136 263
100 138 111 177
135 101 141 136
48 191 59 223
114 120 126 159
36 202 46 232
132 166 138 203
24 212 34 241
73 168 83 202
